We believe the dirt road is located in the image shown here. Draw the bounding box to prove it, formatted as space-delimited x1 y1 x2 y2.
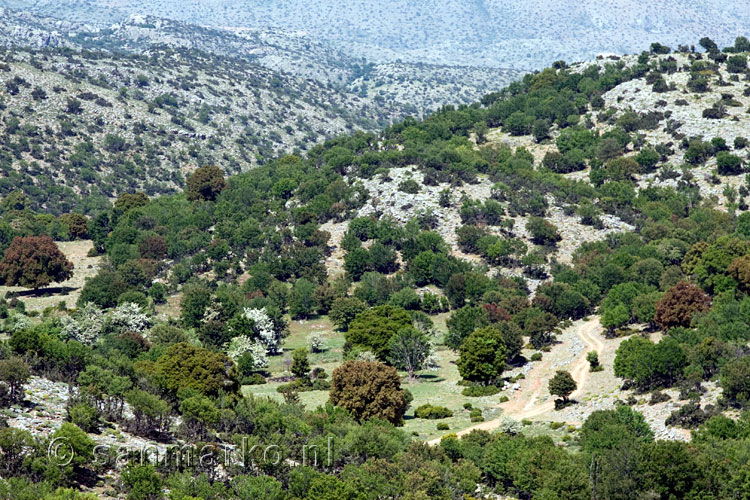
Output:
427 316 605 445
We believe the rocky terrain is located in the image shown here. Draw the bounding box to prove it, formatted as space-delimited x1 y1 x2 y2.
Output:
0 45 402 213
6 0 750 69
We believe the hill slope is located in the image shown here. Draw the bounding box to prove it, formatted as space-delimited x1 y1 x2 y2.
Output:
0 46 400 213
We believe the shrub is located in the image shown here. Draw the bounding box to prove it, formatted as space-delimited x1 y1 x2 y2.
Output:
398 179 420 194
241 373 266 386
461 385 502 397
436 422 450 431
312 379 331 391
665 401 709 429
67 402 99 433
526 217 561 246
469 408 484 422
414 404 453 419
716 152 744 175
649 391 671 405
308 332 324 352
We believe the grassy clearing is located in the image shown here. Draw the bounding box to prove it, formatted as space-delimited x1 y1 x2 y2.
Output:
243 312 520 441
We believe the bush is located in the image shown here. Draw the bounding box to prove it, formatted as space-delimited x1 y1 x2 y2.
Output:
436 422 450 431
549 421 565 430
716 151 744 175
312 379 331 391
241 373 266 385
461 385 502 397
398 179 420 194
414 404 453 419
67 402 99 433
649 391 671 405
665 401 709 429
469 408 484 422
530 352 543 362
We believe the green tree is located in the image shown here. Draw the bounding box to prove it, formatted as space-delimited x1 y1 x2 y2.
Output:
526 217 561 246
289 278 316 319
291 348 311 379
445 305 489 350
344 248 371 280
179 282 212 328
329 360 407 425
386 327 432 381
231 475 285 500
185 165 227 202
579 405 653 456
49 423 95 485
457 326 507 385
154 343 239 397
329 297 367 331
532 119 550 143
121 464 163 500
0 357 29 403
721 357 750 407
346 305 412 360
601 302 630 333
549 370 576 403
179 394 220 439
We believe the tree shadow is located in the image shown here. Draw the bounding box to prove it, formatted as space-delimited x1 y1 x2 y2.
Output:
6 286 77 298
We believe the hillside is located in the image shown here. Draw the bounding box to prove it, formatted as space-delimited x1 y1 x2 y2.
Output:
0 45 404 213
4 39 750 500
6 0 750 69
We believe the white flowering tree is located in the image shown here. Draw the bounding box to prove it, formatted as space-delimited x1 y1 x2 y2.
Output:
108 302 151 333
62 302 105 344
226 335 268 369
307 332 323 353
239 307 282 355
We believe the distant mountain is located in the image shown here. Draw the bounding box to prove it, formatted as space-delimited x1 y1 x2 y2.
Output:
0 7 523 115
3 0 750 69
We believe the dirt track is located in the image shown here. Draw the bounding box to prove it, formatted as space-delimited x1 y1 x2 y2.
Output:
428 316 605 444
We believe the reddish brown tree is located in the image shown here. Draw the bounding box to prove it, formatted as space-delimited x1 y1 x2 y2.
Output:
654 281 711 330
329 360 407 425
0 236 73 289
482 303 512 323
138 235 168 259
185 165 227 202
